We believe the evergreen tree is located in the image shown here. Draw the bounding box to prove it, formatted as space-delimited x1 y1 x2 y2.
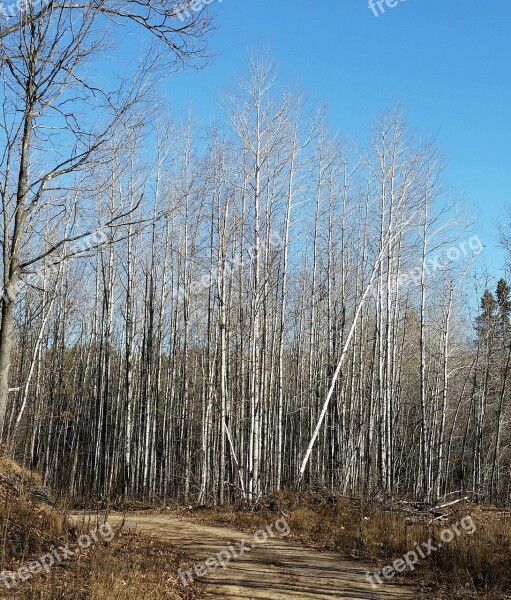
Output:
496 278 511 344
475 289 498 342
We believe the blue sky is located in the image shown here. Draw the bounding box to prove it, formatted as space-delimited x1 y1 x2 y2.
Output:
123 0 511 280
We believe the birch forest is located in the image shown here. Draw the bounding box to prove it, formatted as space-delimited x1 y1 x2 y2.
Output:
1 23 510 508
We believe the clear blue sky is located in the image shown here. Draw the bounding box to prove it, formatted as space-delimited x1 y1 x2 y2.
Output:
124 0 511 278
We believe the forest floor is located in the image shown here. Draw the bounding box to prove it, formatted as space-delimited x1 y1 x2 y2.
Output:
2 450 509 600
0 458 202 599
98 512 415 599
86 489 511 599
170 495 511 600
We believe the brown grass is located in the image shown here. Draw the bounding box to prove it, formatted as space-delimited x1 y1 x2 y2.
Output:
2 453 508 599
184 490 511 599
0 458 69 569
0 530 203 600
0 458 203 600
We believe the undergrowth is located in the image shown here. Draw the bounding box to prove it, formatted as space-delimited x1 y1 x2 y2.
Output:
186 490 511 599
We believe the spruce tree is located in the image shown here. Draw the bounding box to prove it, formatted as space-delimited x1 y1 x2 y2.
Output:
475 289 498 342
496 278 511 345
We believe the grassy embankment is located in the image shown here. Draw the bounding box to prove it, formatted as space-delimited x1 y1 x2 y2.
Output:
0 457 201 600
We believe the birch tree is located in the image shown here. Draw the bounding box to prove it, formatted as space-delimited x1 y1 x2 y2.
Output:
0 0 210 434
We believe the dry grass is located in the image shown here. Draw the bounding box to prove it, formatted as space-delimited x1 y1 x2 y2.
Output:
0 458 203 600
0 530 203 600
185 490 511 599
2 454 508 599
0 457 69 569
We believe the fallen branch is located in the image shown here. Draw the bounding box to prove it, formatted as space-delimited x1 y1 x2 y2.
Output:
432 497 468 511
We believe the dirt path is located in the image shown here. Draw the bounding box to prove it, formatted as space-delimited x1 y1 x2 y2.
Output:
83 513 416 599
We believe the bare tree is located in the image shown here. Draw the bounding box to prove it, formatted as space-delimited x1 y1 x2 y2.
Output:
0 0 211 433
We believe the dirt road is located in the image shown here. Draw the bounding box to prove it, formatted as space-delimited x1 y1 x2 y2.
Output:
93 513 415 599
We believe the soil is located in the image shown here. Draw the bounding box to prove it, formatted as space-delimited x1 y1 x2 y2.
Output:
95 513 416 600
